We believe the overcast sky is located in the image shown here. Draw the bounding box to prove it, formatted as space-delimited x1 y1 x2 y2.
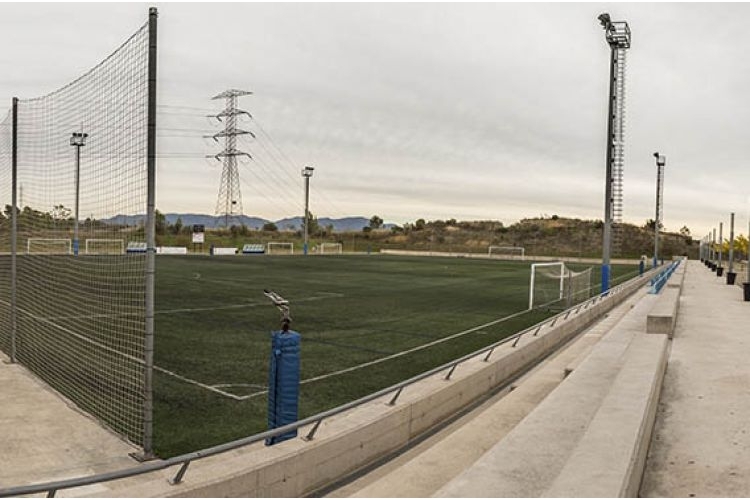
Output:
1 2 749 238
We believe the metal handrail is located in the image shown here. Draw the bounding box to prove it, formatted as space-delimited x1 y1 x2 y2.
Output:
649 261 679 294
0 268 658 498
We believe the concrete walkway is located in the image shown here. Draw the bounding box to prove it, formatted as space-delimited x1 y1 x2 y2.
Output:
0 351 138 495
641 260 750 497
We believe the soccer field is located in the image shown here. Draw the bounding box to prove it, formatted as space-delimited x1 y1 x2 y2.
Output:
152 254 638 457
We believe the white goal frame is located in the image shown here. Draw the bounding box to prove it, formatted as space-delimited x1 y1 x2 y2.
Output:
320 242 343 254
489 246 525 260
85 238 125 255
529 261 565 309
26 238 72 255
267 242 294 255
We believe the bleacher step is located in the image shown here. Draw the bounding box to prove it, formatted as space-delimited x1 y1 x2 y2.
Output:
435 292 658 497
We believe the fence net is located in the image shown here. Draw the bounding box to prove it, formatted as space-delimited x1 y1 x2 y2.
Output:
0 110 11 355
0 19 151 447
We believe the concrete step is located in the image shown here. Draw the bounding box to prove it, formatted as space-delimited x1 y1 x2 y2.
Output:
333 290 644 498
435 291 661 497
544 332 669 497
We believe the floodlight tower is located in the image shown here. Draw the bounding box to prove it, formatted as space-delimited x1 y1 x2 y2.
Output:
70 131 88 256
598 13 631 292
209 89 254 228
302 166 314 255
653 152 665 268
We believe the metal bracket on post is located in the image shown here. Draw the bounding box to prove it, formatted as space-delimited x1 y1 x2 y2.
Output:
168 461 191 486
129 450 157 463
264 289 291 332
303 419 322 441
387 387 403 406
444 363 459 380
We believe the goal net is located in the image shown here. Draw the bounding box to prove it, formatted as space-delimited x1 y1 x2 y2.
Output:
26 238 72 255
0 12 155 451
267 242 294 255
529 262 593 310
85 239 124 255
488 246 525 260
320 242 343 254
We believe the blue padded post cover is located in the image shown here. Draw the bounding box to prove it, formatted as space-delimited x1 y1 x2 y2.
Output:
265 330 301 445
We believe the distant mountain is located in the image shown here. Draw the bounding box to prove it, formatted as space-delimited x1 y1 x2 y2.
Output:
163 213 270 229
275 217 394 232
102 213 394 231
102 213 270 229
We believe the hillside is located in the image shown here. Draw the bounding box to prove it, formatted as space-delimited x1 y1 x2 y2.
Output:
370 217 695 259
154 215 698 259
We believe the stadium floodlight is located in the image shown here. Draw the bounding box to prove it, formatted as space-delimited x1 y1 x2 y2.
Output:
653 152 665 268
302 166 314 256
70 131 88 256
598 13 631 293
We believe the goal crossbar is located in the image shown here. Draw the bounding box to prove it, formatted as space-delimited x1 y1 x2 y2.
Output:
85 238 125 255
529 262 564 309
320 242 343 254
489 246 525 260
267 242 294 255
26 238 72 255
528 262 592 310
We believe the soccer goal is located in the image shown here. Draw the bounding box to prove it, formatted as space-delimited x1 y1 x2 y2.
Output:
320 242 343 254
528 261 592 310
488 246 525 260
26 238 72 255
267 242 294 255
85 238 125 255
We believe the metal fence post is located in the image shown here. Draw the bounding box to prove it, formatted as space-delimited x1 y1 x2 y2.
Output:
10 97 17 364
142 6 158 458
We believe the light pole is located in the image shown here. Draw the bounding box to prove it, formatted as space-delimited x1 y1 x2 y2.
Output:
70 131 88 256
712 227 716 263
653 152 665 268
717 221 724 275
728 212 735 284
598 13 631 292
302 166 314 255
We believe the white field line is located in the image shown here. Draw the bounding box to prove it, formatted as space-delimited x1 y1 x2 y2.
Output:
0 294 345 400
232 306 543 401
152 365 246 400
38 292 345 321
0 298 248 399
212 383 267 389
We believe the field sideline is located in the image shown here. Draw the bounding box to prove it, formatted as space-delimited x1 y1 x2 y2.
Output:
152 253 638 457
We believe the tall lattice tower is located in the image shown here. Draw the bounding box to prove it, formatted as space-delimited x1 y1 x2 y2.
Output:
209 89 253 227
598 13 630 292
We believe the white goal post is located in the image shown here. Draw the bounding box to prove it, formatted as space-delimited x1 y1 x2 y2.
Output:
529 261 592 310
488 246 525 260
27 238 72 255
85 238 125 255
267 242 294 255
320 242 343 254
